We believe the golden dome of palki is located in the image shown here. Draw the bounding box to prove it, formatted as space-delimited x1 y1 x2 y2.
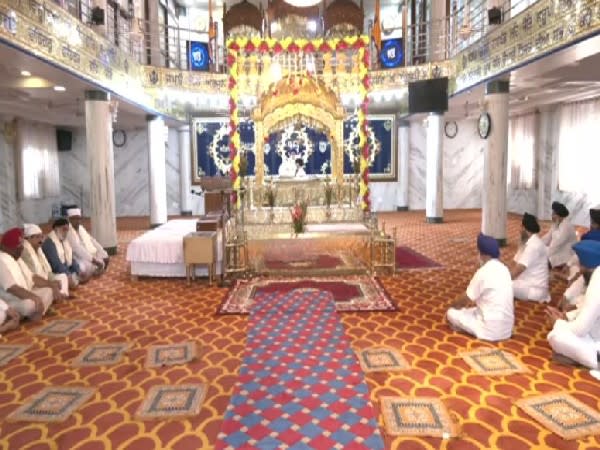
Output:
253 74 345 122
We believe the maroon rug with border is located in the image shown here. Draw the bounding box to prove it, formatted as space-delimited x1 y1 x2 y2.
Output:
396 246 442 270
218 276 398 315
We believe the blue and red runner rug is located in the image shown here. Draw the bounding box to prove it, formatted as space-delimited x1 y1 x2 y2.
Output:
216 288 384 449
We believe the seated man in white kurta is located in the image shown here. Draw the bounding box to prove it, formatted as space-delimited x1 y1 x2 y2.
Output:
22 224 69 298
511 213 551 303
0 295 20 335
42 218 90 284
446 233 514 341
66 208 109 275
542 201 577 268
0 228 54 321
547 240 600 369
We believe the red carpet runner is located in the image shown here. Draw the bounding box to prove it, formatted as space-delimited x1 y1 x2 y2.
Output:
216 288 384 449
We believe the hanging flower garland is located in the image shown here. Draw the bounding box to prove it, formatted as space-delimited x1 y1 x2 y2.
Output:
227 35 371 210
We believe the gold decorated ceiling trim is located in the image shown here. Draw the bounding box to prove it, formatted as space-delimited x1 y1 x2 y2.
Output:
454 0 600 92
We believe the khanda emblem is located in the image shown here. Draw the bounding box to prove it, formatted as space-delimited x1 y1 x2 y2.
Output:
318 141 327 153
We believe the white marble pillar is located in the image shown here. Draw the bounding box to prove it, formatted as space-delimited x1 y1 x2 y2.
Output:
397 119 410 210
425 113 444 222
147 115 168 227
178 125 193 215
85 90 117 253
482 80 509 245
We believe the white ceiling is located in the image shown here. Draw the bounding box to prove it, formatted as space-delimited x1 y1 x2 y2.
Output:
0 45 155 130
447 33 600 120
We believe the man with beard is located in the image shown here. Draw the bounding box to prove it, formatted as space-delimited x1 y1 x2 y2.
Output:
446 233 514 341
547 240 600 368
0 228 54 321
511 213 551 302
22 224 70 298
42 218 91 285
542 201 577 268
66 208 109 275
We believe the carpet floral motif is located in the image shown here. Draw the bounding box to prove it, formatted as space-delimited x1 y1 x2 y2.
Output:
146 342 196 368
8 387 95 423
33 320 88 337
461 348 529 376
356 347 410 373
380 396 458 438
72 343 131 367
0 344 30 367
136 384 206 420
218 275 397 315
517 392 600 440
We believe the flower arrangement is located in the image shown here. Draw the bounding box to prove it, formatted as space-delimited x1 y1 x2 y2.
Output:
290 201 307 234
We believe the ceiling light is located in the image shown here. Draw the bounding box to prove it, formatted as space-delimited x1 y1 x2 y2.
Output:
54 86 66 92
20 70 31 77
283 0 320 6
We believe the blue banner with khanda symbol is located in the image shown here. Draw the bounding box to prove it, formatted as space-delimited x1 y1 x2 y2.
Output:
192 115 395 182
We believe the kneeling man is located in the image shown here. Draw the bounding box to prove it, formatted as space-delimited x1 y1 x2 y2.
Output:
547 240 600 368
512 213 550 302
447 233 514 341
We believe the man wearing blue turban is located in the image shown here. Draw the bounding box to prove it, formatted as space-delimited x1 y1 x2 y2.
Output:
547 240 600 369
446 233 514 341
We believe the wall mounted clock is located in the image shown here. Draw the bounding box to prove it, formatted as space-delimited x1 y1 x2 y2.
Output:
478 113 491 139
444 121 458 139
112 129 127 148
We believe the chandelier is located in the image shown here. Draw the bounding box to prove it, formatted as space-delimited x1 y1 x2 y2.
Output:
283 0 321 7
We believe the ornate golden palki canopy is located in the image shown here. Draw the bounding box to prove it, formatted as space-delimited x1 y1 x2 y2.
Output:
252 75 346 184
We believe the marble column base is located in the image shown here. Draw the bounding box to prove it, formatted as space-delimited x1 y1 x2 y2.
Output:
426 217 443 223
396 206 409 211
181 210 193 216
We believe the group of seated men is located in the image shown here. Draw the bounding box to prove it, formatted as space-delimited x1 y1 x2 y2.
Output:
0 208 109 335
448 202 600 370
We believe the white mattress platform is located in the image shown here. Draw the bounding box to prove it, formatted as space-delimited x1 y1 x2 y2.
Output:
126 219 223 278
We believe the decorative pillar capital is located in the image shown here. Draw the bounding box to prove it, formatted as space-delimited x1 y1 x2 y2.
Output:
85 90 109 101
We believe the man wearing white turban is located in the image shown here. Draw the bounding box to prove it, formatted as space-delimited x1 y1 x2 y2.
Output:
22 224 70 298
65 208 109 276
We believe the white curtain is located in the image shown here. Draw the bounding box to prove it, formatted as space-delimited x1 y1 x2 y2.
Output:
558 98 600 200
508 113 536 189
16 120 60 199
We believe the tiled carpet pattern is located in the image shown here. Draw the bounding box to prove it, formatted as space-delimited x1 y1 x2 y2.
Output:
0 210 598 449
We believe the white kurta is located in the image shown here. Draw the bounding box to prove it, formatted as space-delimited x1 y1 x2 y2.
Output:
0 252 53 317
513 234 550 302
548 268 600 369
0 300 7 328
21 241 69 296
67 226 98 276
542 219 578 267
447 259 515 341
564 275 586 307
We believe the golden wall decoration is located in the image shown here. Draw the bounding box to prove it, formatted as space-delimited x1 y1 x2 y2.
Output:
454 0 600 92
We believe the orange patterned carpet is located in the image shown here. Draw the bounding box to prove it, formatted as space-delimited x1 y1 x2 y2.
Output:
1 210 599 450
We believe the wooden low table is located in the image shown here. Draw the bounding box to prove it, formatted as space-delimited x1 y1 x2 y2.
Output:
183 231 217 285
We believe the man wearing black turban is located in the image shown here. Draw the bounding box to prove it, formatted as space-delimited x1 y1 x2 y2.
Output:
511 213 551 302
542 201 577 268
